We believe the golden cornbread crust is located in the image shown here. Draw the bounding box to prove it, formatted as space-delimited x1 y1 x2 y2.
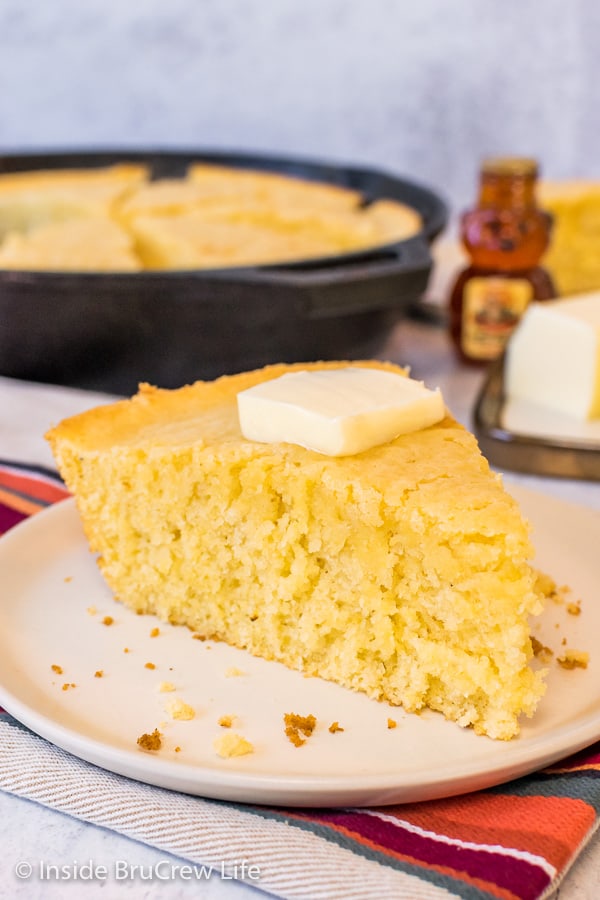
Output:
0 164 421 271
539 180 600 295
46 361 546 740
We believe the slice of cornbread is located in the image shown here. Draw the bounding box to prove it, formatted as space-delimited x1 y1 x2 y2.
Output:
186 163 363 211
0 218 142 272
540 180 600 295
127 211 363 269
46 361 546 739
0 164 149 239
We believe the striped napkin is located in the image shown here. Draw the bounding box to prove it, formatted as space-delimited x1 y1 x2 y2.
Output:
1 460 599 900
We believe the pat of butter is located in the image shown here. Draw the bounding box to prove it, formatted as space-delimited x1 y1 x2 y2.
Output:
505 294 600 420
237 367 445 456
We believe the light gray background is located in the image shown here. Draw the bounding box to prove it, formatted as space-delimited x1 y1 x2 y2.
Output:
1 0 599 212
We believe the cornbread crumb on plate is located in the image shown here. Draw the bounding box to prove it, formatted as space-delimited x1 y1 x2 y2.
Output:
158 681 176 693
46 360 548 740
51 664 63 675
213 732 254 759
284 713 317 748
218 715 236 728
225 667 245 678
328 721 344 734
166 698 195 721
387 718 398 730
557 650 589 670
531 637 554 665
137 728 162 751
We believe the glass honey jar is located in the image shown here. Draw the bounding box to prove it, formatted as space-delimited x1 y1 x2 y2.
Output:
449 157 556 364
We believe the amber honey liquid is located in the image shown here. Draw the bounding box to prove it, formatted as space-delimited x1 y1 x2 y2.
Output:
449 158 555 364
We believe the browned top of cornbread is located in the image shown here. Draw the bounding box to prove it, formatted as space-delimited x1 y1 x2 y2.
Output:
186 163 364 210
0 164 149 195
47 361 516 523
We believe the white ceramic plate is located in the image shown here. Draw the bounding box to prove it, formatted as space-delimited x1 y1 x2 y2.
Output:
0 488 598 807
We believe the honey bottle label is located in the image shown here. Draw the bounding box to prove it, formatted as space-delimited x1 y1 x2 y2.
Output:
461 277 533 360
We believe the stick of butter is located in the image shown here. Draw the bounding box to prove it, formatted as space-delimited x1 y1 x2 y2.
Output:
237 367 445 456
505 294 600 420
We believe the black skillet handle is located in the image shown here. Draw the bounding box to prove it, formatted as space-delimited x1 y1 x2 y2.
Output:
243 236 432 319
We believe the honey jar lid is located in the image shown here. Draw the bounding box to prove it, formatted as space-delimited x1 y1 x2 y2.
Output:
481 157 539 178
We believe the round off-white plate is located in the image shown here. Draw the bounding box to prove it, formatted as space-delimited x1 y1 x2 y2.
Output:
0 488 598 808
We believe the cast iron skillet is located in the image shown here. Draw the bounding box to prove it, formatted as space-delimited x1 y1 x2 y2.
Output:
0 149 448 393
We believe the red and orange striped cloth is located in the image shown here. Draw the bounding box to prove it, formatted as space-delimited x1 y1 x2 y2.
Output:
0 460 599 900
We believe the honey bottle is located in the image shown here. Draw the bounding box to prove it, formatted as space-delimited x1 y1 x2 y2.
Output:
449 157 555 364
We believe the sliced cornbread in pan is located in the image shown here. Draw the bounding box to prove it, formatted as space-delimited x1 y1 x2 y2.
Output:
0 164 148 239
46 361 545 739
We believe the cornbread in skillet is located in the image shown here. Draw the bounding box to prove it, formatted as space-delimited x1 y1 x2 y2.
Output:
0 163 422 270
127 210 363 269
186 162 363 211
0 164 148 239
0 218 141 272
122 182 423 268
46 361 545 740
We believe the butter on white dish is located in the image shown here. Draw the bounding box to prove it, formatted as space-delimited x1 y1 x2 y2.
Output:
236 366 445 456
505 294 600 421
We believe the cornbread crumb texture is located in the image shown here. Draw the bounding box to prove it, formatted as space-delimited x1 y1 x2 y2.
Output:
213 732 254 759
218 715 236 728
531 576 588 668
540 181 600 295
158 681 176 692
0 163 421 271
225 667 245 678
531 637 554 665
557 650 589 670
137 728 162 752
284 713 317 748
46 360 548 740
166 698 196 721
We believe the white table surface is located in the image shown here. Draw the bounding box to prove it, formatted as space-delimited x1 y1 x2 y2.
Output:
0 317 598 900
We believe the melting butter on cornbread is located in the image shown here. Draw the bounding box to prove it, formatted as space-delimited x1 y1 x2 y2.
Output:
46 361 546 740
237 367 445 455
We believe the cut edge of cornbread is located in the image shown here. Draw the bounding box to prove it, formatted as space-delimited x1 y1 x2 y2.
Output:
0 164 150 239
46 361 547 740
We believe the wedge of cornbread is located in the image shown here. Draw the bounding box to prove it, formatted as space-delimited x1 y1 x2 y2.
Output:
0 164 422 270
0 218 142 271
46 361 546 739
186 162 363 211
127 210 370 269
540 180 600 295
0 164 149 239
